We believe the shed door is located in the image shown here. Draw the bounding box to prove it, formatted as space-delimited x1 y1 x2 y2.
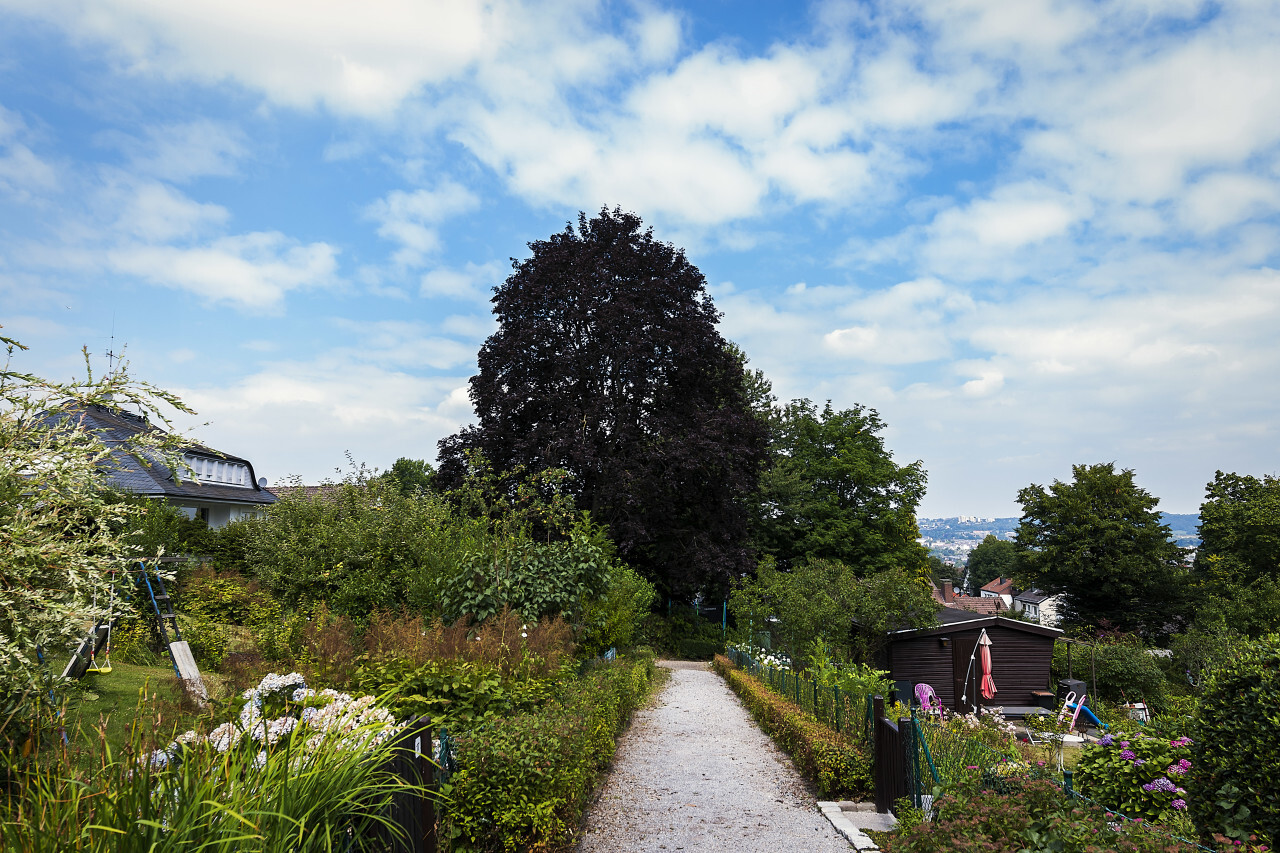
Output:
951 636 978 713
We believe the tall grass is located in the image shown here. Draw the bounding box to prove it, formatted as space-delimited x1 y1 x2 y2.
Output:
2 711 430 852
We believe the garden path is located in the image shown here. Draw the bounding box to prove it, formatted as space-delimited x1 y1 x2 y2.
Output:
577 660 852 852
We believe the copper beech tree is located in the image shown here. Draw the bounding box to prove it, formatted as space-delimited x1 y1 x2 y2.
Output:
438 208 767 598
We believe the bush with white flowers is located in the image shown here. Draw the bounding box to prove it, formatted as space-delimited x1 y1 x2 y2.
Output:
149 672 402 769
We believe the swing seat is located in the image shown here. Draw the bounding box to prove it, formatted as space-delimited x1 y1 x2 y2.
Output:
87 661 112 674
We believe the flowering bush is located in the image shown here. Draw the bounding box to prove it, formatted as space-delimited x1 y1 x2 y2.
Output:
884 779 1203 853
727 641 791 670
148 672 402 770
1075 732 1192 823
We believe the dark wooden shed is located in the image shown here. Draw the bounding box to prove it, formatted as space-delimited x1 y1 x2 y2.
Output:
885 611 1062 714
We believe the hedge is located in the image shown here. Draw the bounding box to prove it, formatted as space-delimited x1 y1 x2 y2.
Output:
441 653 656 852
713 654 870 797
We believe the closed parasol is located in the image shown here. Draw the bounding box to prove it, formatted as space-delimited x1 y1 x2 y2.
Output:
979 629 997 700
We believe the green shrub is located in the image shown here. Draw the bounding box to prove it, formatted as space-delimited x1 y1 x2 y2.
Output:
180 567 280 627
1075 732 1193 823
677 637 722 660
577 564 656 657
884 780 1202 852
177 613 228 668
354 656 555 731
1188 633 1280 847
442 654 654 852
1051 634 1169 712
254 611 306 662
713 654 870 797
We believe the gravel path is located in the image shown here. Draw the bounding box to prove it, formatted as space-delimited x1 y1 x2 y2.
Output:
577 660 851 852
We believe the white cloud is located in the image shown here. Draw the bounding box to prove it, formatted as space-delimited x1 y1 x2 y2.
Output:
114 180 229 241
365 182 479 268
1 0 496 117
106 119 247 182
107 232 339 311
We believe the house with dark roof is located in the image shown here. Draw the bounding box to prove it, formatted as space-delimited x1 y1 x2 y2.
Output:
53 403 276 528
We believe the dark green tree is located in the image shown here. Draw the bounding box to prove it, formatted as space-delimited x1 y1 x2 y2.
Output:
966 534 1016 595
1191 471 1280 636
753 399 929 576
437 208 767 598
1014 463 1187 637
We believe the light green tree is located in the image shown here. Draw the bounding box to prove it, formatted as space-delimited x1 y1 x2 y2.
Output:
1 334 191 699
752 399 929 576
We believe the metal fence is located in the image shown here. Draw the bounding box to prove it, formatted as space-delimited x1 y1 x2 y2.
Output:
725 647 874 743
374 721 456 853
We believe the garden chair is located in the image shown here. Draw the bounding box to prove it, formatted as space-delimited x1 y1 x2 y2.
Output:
914 682 943 714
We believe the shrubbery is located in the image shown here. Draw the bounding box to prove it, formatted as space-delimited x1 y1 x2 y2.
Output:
713 654 870 797
884 779 1203 853
1189 633 1280 848
442 653 656 852
1075 732 1193 823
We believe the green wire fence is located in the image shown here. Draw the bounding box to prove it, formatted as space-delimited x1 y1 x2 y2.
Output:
726 647 874 745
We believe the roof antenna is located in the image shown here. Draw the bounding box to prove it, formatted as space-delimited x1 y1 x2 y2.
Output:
105 312 118 375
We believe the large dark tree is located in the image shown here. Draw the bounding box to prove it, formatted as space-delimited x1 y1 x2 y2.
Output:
438 208 767 598
1014 462 1187 637
752 399 929 576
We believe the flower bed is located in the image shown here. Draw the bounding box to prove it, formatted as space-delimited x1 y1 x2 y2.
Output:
1075 732 1193 824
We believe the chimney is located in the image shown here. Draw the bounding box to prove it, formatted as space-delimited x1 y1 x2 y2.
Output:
941 578 954 604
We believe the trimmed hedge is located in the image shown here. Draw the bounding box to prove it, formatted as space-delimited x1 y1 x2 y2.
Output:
442 653 656 852
713 654 870 797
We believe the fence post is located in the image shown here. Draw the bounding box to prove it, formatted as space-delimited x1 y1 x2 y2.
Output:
902 716 922 810
1063 769 1074 798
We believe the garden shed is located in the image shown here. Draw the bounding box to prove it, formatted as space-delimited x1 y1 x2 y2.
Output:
884 611 1062 714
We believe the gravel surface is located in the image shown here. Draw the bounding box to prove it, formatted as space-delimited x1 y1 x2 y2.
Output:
577 661 852 852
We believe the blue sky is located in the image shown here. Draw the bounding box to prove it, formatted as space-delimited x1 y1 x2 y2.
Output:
3 0 1278 518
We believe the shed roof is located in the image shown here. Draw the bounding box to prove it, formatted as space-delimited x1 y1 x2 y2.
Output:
890 612 1063 640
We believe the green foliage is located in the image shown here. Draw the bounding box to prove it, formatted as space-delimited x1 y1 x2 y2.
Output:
1 696 421 852
244 465 485 623
113 496 214 560
730 557 936 665
1050 635 1170 712
1076 732 1193 823
1192 471 1280 637
753 399 929 575
1015 463 1187 637
966 534 1015 595
180 567 281 627
1188 633 1280 847
1168 625 1245 694
438 522 613 625
713 654 871 796
442 654 655 853
577 564 656 657
254 611 307 663
380 456 437 496
176 613 228 668
884 780 1203 853
354 657 555 731
0 336 192 703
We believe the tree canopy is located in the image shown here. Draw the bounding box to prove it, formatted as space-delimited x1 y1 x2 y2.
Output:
438 208 767 598
966 534 1016 595
752 399 929 577
1191 470 1280 636
1014 462 1186 637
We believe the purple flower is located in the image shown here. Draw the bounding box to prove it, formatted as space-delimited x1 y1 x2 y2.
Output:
1120 740 1131 748
1099 734 1114 746
1168 759 1191 775
1120 749 1136 761
1134 758 1146 766
1142 777 1178 794
1172 799 1186 810
1171 736 1192 748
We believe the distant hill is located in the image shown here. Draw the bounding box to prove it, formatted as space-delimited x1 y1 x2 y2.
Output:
918 513 1200 563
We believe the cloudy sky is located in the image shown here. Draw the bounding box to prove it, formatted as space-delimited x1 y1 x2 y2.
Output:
2 0 1278 518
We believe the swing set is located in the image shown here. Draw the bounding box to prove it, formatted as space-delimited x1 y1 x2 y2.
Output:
61 571 118 680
